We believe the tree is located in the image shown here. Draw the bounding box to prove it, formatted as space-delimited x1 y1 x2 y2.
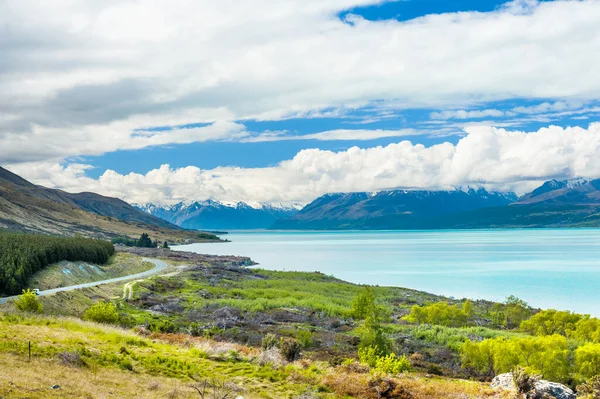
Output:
505 296 530 329
14 289 43 313
462 300 474 319
574 343 600 381
351 287 377 320
137 233 154 248
162 241 170 249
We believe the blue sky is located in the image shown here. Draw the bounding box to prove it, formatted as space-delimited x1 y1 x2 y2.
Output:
2 0 600 204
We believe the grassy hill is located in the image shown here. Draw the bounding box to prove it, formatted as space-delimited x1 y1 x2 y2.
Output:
0 166 216 242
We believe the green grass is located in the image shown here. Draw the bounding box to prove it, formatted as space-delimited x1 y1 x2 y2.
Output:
392 324 525 351
0 312 310 398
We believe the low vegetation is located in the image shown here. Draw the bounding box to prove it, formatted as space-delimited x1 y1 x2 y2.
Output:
4 246 600 398
0 231 115 295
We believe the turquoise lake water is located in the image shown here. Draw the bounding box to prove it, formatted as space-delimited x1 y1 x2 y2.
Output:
174 230 600 315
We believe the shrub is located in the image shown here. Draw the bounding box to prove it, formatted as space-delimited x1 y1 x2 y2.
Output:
374 353 411 375
520 309 582 336
505 296 531 329
262 333 278 350
148 320 178 333
359 346 410 375
403 302 468 327
460 335 571 383
358 345 381 367
83 302 119 324
576 375 600 398
575 343 600 381
357 315 392 356
58 351 85 367
296 330 314 348
513 366 541 396
14 289 43 313
279 337 302 362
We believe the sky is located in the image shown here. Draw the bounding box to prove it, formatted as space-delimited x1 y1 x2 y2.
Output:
2 0 600 205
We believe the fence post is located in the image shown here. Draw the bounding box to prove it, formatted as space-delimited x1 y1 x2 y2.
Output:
28 341 31 361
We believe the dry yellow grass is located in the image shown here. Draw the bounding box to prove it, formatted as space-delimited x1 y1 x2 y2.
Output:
322 370 513 399
0 353 198 399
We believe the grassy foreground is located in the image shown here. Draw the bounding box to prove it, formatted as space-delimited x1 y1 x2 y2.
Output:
4 247 599 398
0 312 507 399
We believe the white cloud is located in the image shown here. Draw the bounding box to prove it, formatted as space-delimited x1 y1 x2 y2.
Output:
246 128 419 142
430 109 507 120
8 123 600 205
2 0 600 164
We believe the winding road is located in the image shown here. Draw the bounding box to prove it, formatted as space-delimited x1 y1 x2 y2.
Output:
0 258 167 305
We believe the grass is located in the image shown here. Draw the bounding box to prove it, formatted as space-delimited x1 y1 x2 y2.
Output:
391 324 526 351
140 268 443 319
0 311 511 399
27 253 155 291
0 312 309 398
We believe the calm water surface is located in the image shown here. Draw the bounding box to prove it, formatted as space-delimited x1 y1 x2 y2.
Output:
174 230 600 315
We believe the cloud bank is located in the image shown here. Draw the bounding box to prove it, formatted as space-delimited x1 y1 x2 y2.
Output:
2 0 600 164
8 123 600 205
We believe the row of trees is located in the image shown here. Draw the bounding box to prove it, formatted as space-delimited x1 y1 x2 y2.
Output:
111 233 168 249
404 295 531 329
0 231 115 295
520 309 600 343
461 334 600 384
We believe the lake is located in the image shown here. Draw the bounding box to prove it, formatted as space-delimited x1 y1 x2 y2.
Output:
173 229 600 315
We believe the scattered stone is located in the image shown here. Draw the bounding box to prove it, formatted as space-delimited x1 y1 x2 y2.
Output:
491 373 575 399
50 385 60 390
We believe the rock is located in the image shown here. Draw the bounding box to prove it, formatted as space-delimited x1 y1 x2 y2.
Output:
491 373 575 399
491 373 516 391
534 380 575 399
50 385 61 390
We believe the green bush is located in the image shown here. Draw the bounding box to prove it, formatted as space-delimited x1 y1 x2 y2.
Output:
262 333 279 350
14 289 43 313
296 330 314 348
574 343 600 381
461 335 571 383
148 320 178 333
358 345 380 367
404 302 468 327
279 337 302 362
374 353 411 375
83 302 119 324
359 346 410 374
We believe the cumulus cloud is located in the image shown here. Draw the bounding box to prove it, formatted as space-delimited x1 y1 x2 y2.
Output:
7 123 600 205
2 0 600 164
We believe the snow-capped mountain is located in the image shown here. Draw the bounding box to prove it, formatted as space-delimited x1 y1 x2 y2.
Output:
272 187 519 230
134 200 304 230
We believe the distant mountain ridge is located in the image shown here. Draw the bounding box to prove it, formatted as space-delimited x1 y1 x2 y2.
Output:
273 179 600 229
272 188 519 230
135 200 303 230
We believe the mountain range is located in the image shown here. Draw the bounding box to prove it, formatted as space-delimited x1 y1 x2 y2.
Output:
0 166 211 242
273 180 600 230
271 188 519 230
135 200 303 230
5 163 600 234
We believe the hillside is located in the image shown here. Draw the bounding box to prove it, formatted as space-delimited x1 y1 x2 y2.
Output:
136 200 302 230
272 188 518 230
0 166 212 242
1 247 591 398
